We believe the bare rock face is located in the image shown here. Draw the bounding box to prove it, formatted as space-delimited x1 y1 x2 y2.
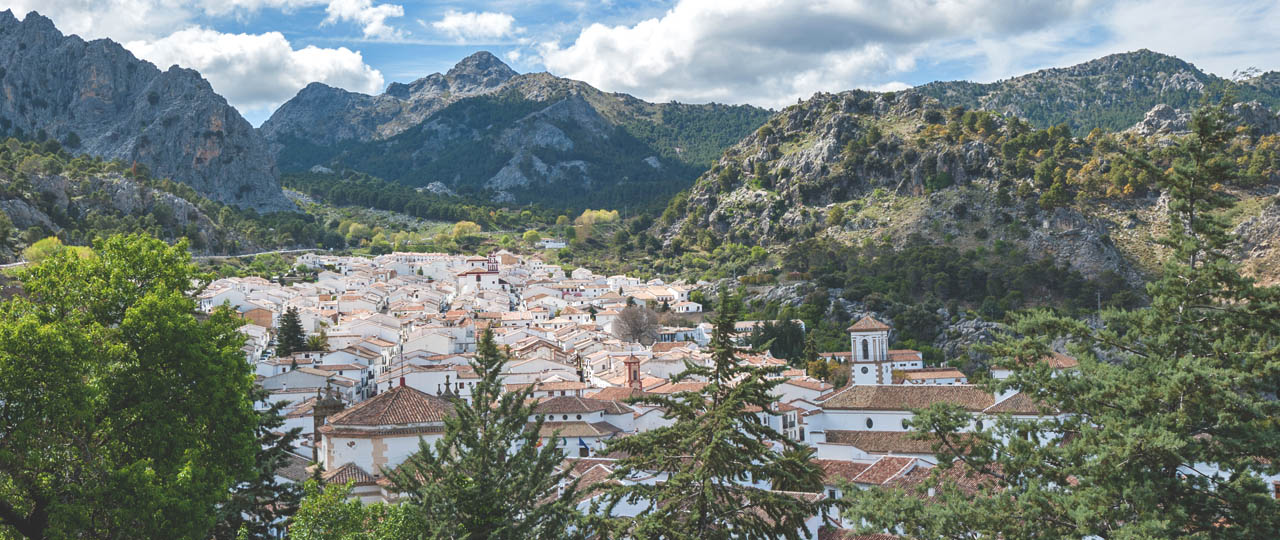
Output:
0 11 292 212
260 51 517 149
1126 104 1191 136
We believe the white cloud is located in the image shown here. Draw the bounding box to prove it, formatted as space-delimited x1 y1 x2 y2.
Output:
538 0 1102 107
0 0 194 41
125 27 384 114
429 10 519 42
323 0 404 39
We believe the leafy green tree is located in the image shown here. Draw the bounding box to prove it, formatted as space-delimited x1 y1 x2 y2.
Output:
289 480 421 540
522 230 541 245
843 100 1280 538
304 328 329 352
21 236 65 263
276 306 305 357
387 329 584 539
0 234 258 539
598 293 824 539
211 386 305 539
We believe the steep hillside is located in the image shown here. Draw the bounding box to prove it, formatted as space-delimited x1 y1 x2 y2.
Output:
0 11 292 212
0 139 343 261
657 90 1280 289
261 53 771 209
916 50 1280 132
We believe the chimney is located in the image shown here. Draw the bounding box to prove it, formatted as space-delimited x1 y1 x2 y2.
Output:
399 376 406 387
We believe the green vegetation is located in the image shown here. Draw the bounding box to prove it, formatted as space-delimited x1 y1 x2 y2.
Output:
278 87 768 211
386 329 584 538
0 234 259 539
0 138 334 257
289 480 420 540
595 293 825 538
276 306 305 357
917 50 1280 132
844 100 1280 537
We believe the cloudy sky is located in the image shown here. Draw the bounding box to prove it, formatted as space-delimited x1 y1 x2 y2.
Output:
11 0 1279 125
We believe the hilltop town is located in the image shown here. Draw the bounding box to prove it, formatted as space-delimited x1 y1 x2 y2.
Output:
205 249 1099 535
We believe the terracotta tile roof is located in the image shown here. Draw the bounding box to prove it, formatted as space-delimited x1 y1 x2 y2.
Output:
277 452 311 483
322 462 377 485
894 367 965 383
585 387 651 401
815 459 872 484
649 381 708 394
325 385 454 426
537 420 623 438
783 377 834 392
651 341 694 353
983 392 1051 415
824 430 972 454
533 396 633 415
284 396 318 419
822 385 995 412
847 315 891 332
885 460 1001 498
817 527 897 540
852 456 917 485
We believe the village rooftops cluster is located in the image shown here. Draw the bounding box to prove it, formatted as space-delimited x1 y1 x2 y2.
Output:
210 251 1116 538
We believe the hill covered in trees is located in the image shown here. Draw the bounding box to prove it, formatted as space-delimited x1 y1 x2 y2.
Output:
916 49 1280 132
261 53 771 211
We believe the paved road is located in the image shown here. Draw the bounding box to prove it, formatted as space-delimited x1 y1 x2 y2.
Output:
192 248 322 260
1 248 323 268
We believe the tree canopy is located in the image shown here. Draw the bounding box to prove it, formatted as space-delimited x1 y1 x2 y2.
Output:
0 234 258 539
842 100 1280 538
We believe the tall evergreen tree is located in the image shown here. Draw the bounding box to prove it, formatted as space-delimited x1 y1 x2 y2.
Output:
386 329 584 539
211 386 305 539
276 306 305 357
598 292 824 539
843 100 1280 537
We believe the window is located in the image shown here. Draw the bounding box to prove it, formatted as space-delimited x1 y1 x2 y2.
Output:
575 414 582 420
861 339 869 359
975 420 984 431
902 419 909 430
562 415 568 421
865 417 874 429
860 366 869 375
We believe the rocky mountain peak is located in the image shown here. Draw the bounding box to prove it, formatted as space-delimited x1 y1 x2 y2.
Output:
0 10 292 212
446 51 517 87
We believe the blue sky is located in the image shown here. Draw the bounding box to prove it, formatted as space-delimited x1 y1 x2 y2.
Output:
14 1 1280 125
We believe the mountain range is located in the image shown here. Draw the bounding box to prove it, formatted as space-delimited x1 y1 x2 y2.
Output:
261 51 771 209
917 49 1280 132
0 8 1276 280
0 10 291 212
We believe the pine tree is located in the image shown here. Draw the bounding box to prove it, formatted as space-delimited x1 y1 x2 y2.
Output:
276 306 305 357
387 329 584 539
843 100 1280 537
598 292 825 539
211 386 305 539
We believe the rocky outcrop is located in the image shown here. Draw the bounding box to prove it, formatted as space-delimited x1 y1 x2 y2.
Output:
260 51 516 153
1126 101 1280 137
264 53 770 207
1126 104 1190 136
0 11 291 212
916 49 1280 132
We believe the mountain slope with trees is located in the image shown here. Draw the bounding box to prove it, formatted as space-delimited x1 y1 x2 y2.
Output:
0 10 292 211
916 49 1280 132
261 53 772 210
